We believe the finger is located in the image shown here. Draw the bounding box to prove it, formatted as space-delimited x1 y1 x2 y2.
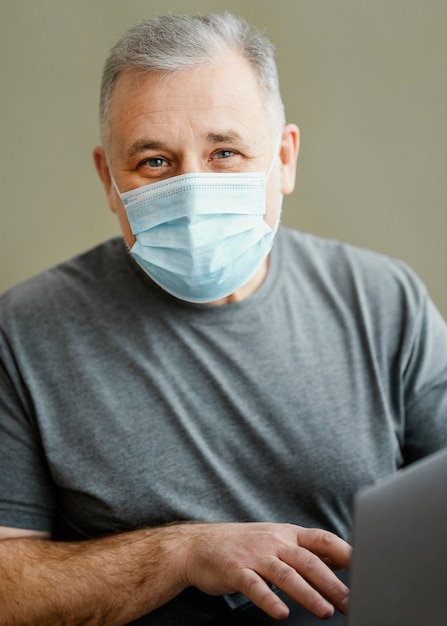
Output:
265 556 343 619
293 547 350 614
237 568 291 620
297 527 352 570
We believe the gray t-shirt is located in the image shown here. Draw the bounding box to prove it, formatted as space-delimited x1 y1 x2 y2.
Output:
1 226 447 624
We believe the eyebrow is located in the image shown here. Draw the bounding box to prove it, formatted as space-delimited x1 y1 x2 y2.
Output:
206 130 246 145
126 130 248 158
127 139 166 158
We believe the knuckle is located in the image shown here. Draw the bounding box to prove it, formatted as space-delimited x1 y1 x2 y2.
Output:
319 529 335 545
238 569 264 595
327 578 342 598
225 555 242 571
300 552 320 574
304 526 337 552
326 576 347 602
317 529 342 559
272 563 296 587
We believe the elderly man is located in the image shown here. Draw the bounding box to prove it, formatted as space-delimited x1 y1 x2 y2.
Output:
0 12 446 626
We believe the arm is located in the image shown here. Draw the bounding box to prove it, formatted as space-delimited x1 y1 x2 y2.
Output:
0 522 350 625
0 524 187 626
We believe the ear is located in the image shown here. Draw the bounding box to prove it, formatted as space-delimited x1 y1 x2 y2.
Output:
93 146 118 214
279 124 300 195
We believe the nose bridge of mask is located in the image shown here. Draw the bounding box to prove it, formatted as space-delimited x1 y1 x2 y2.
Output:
125 173 268 235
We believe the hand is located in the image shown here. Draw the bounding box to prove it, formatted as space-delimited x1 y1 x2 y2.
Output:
181 522 351 620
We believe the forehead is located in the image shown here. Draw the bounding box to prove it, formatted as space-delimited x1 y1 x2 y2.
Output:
106 54 273 150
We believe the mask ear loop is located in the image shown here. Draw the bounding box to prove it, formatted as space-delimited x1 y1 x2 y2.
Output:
105 155 122 198
264 134 284 235
110 175 120 197
264 134 283 181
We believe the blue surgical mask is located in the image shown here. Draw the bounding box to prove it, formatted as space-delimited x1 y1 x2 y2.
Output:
112 151 281 303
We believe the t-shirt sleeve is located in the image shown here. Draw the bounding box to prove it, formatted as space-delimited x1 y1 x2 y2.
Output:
0 330 56 532
401 275 447 462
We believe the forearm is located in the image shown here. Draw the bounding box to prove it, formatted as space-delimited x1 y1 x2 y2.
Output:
0 524 189 626
0 521 351 625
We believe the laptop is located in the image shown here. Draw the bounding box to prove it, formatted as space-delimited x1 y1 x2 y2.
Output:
220 446 447 625
347 446 447 625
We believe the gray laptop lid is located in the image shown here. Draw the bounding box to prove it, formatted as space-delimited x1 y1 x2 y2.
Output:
348 446 447 626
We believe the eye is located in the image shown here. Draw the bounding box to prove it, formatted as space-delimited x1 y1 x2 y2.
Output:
214 149 235 159
140 157 169 168
208 148 245 172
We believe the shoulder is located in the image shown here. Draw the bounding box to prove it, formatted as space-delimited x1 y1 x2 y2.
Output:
0 238 129 326
276 227 447 391
277 226 428 314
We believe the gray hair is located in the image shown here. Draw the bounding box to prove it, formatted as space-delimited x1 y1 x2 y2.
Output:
99 12 286 146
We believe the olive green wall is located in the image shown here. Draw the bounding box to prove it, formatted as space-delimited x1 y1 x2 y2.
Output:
1 1 446 315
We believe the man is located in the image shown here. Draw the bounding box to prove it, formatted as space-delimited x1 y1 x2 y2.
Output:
0 12 446 626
